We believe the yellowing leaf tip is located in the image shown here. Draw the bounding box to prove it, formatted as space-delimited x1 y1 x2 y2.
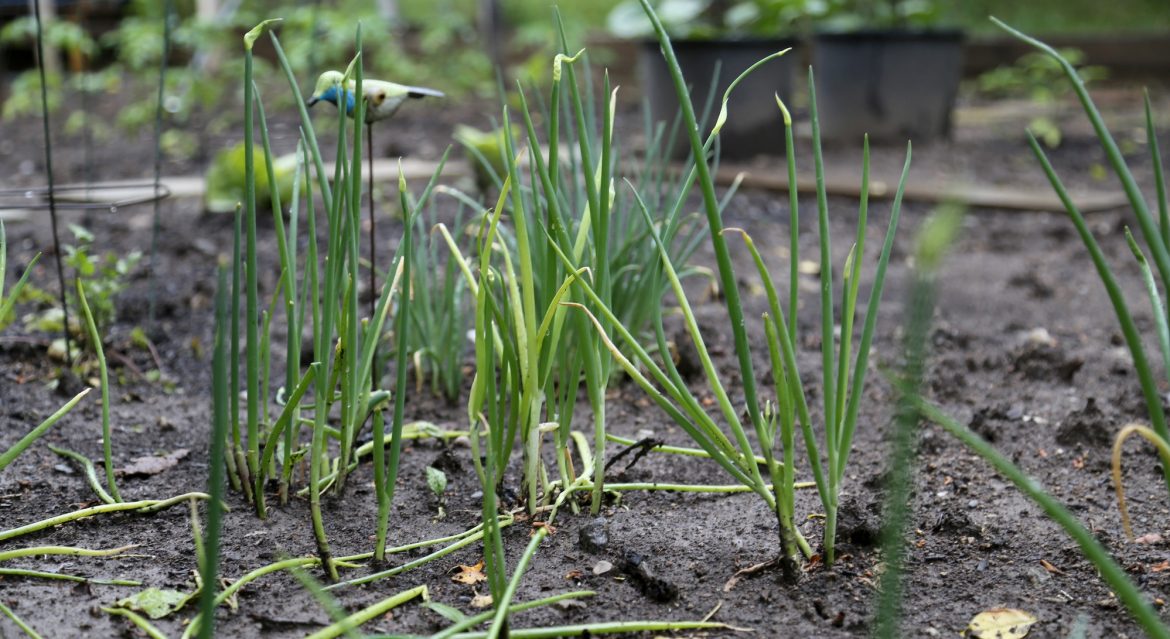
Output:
244 19 282 50
774 93 792 126
553 48 586 83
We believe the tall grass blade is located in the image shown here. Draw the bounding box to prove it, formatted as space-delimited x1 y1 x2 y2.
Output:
76 279 121 503
874 207 964 639
919 404 1170 639
198 262 231 639
0 389 89 473
1027 132 1170 489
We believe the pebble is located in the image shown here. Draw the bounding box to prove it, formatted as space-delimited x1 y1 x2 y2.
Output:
1026 565 1051 585
578 517 608 553
592 560 614 575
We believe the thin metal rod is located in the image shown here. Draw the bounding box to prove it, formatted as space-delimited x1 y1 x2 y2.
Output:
148 0 174 324
33 0 71 368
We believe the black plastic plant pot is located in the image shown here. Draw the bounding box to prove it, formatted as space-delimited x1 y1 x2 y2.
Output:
811 29 964 144
639 38 797 160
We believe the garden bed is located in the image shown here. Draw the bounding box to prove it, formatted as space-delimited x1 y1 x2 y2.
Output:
1 83 1169 639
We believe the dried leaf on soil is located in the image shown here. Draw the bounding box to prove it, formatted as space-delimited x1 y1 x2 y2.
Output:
1039 559 1064 575
118 449 189 477
451 560 487 585
965 607 1037 639
471 593 493 608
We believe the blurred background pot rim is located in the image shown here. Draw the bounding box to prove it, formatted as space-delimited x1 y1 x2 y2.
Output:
813 28 965 42
637 36 800 50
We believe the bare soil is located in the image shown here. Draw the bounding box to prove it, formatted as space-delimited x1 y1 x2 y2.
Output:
1 82 1170 639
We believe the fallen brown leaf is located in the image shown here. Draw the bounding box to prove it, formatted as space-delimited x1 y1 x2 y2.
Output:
1151 560 1170 573
1039 559 1064 575
451 560 487 585
470 593 493 609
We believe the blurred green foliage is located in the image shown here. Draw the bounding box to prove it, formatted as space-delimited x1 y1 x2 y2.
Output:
19 224 140 339
604 0 1167 37
975 47 1109 147
1 0 617 160
61 224 141 334
977 48 1108 101
0 0 1161 163
204 141 299 214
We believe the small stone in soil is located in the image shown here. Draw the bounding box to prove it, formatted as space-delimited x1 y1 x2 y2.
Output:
835 495 881 547
619 550 679 603
1026 565 1051 584
1056 397 1113 448
578 517 608 553
592 560 614 575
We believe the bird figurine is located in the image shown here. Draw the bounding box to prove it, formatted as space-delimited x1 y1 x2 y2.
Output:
307 70 444 123
306 69 444 327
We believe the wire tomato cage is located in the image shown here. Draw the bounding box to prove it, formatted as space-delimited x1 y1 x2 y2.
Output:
0 183 171 214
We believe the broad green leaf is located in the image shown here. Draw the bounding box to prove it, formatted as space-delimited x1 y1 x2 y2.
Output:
426 466 448 498
115 587 191 620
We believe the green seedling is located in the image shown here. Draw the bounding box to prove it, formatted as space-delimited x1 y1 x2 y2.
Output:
76 277 122 503
0 222 42 329
0 388 89 473
18 225 138 346
426 466 448 519
975 47 1108 148
64 224 141 334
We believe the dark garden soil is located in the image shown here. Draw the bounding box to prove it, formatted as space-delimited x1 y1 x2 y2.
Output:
2 81 1170 639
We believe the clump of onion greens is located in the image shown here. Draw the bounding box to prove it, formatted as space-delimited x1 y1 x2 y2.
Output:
561 0 911 576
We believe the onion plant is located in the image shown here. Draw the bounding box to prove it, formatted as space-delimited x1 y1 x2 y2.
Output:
994 18 1170 507
76 277 122 503
40 279 125 505
196 262 230 639
0 222 41 329
452 17 724 519
2 226 92 473
0 388 89 473
405 192 474 401
894 23 1170 639
209 20 441 581
561 0 911 575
